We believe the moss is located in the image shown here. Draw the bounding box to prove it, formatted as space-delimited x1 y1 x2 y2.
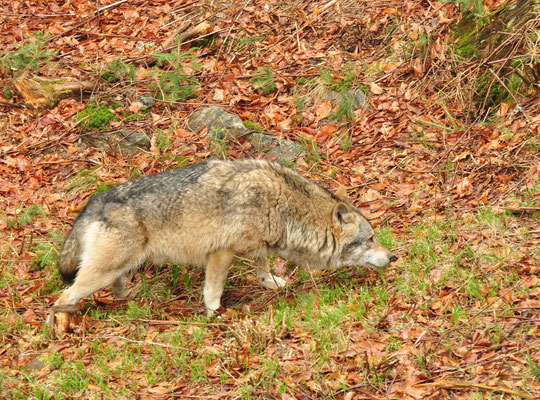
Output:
77 101 119 130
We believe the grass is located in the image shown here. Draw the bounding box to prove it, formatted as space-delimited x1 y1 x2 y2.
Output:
234 34 263 55
208 131 229 159
1 2 537 398
243 120 264 132
0 31 57 78
7 203 46 228
151 48 200 102
293 64 363 123
250 66 277 95
0 207 537 399
100 58 135 83
31 229 63 271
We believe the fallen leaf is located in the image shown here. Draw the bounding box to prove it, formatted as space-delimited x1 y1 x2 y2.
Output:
370 82 383 94
129 101 144 113
213 89 225 101
314 101 333 121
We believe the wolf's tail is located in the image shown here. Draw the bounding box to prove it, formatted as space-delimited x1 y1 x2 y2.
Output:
58 223 84 284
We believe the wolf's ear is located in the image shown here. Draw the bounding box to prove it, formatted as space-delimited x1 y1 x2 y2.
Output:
335 186 348 202
332 203 353 230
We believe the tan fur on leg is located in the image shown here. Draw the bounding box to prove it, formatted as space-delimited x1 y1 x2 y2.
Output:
204 250 235 316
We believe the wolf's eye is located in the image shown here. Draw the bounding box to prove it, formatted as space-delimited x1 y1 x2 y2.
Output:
368 236 374 242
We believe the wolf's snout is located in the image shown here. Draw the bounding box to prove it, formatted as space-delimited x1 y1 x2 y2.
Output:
389 254 397 262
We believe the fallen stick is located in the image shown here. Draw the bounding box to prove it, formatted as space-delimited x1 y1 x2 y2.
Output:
419 380 534 399
160 22 192 51
500 206 540 215
47 0 130 42
125 21 212 66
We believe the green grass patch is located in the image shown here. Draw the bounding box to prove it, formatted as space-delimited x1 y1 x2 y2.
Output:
2 207 537 398
0 31 57 78
77 100 120 130
31 229 63 271
100 58 135 83
251 66 277 95
243 120 264 132
152 48 200 102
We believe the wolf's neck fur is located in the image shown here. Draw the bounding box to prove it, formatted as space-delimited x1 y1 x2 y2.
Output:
263 162 341 268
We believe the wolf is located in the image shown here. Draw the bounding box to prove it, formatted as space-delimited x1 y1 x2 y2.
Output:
48 159 396 331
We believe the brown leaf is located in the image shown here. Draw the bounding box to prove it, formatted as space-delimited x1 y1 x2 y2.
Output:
382 63 400 72
148 384 173 394
213 89 225 101
456 177 472 194
369 82 383 94
128 102 144 113
314 101 333 121
21 308 38 324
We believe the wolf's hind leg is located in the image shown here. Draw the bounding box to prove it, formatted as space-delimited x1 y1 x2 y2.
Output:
204 249 235 316
48 264 131 336
48 221 145 336
255 252 286 290
53 266 130 308
53 224 143 308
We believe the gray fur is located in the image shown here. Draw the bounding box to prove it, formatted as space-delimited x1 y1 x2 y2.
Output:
49 159 396 333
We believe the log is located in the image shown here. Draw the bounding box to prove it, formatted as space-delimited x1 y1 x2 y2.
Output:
15 73 95 109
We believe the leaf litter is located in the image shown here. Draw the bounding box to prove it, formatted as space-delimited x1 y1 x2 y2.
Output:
0 0 538 398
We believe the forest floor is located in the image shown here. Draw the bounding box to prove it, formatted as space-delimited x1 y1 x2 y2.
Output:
0 0 538 399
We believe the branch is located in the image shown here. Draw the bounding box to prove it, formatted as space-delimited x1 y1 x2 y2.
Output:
419 380 534 399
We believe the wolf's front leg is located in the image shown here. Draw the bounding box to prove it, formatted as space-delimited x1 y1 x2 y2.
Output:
203 250 235 316
255 253 287 289
259 270 287 289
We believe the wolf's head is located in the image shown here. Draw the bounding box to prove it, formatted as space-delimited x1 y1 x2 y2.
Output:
330 190 397 269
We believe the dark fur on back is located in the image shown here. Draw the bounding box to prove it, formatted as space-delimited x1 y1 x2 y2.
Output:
58 162 212 282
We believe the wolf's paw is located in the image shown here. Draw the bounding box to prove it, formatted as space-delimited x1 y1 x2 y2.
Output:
260 275 287 290
206 304 225 318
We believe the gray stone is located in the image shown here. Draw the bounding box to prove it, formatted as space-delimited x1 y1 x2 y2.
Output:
84 130 150 154
267 139 303 163
353 89 368 110
247 132 303 163
248 132 276 151
187 106 249 139
321 90 342 104
26 355 51 374
138 94 154 107
320 88 369 110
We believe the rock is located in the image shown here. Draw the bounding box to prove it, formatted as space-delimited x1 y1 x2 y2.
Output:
247 132 303 163
26 355 52 375
138 94 154 107
186 106 303 162
267 139 303 163
187 106 249 139
321 90 342 104
352 89 368 110
248 132 276 151
84 129 150 154
319 88 369 110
